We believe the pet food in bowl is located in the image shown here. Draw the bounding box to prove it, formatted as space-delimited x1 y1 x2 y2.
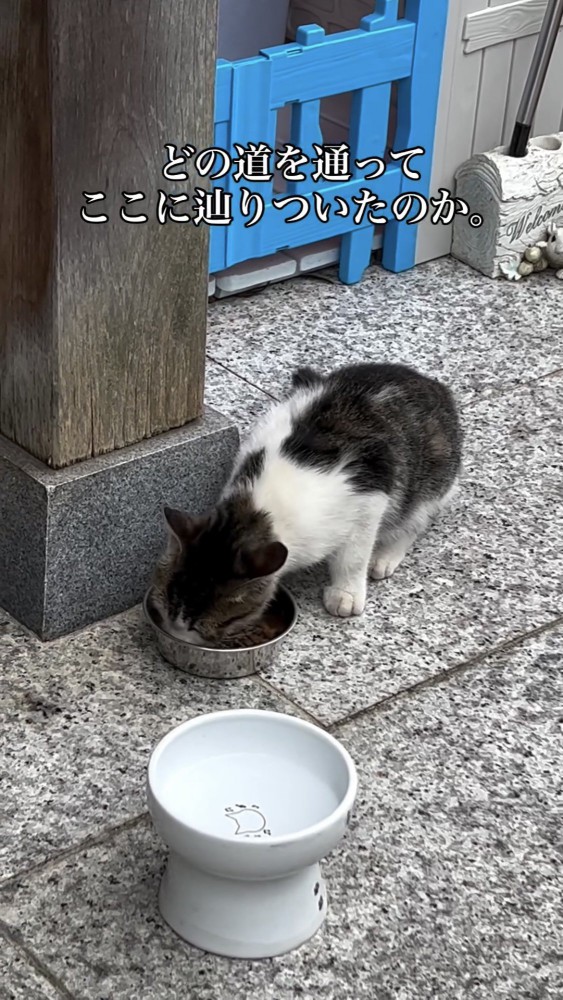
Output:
143 586 297 679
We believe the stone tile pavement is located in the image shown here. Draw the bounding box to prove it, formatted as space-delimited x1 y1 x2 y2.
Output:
1 259 561 999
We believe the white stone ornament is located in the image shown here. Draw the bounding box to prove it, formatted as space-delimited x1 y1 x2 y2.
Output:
499 257 523 281
517 260 534 276
533 256 549 272
524 246 543 263
452 133 563 278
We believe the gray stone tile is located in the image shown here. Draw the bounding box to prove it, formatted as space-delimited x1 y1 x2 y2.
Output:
0 604 301 882
263 378 563 722
0 606 39 643
329 626 563 1000
204 359 276 436
206 258 562 403
0 936 66 999
1 627 560 1000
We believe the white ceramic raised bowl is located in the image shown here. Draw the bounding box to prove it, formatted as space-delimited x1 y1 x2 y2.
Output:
147 709 358 959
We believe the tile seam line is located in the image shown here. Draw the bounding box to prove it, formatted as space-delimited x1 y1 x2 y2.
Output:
206 355 281 401
0 919 76 1000
25 601 145 645
328 613 563 732
254 675 327 729
0 621 560 892
0 690 323 893
0 812 149 893
2 613 561 882
461 368 563 408
205 357 562 412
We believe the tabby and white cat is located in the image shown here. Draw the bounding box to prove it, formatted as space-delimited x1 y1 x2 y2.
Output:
151 363 462 645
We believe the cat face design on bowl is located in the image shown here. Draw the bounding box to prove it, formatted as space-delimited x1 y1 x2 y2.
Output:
224 804 272 838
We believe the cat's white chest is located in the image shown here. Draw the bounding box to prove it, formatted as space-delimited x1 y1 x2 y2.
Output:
251 455 352 570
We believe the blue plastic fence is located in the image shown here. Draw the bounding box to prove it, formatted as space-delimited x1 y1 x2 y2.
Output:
210 0 448 284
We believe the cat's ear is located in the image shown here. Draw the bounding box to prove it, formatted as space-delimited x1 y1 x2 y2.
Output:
237 541 288 579
292 366 324 390
163 506 203 551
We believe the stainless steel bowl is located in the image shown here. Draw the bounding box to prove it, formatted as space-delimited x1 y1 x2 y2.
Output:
143 586 297 679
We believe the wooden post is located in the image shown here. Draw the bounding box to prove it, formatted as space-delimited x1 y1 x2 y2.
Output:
0 0 217 468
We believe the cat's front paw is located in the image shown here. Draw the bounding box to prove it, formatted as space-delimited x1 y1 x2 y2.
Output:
323 586 365 618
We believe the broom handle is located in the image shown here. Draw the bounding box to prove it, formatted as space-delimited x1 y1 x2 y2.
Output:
508 0 563 156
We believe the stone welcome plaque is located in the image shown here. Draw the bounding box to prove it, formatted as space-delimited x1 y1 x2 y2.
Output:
452 133 563 278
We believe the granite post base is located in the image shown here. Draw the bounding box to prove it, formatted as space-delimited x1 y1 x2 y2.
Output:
0 410 239 640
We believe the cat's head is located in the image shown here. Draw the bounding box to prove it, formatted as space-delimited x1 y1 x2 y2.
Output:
150 498 288 646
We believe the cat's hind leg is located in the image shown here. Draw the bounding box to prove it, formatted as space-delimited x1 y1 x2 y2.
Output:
369 524 420 580
324 498 387 617
370 479 459 580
